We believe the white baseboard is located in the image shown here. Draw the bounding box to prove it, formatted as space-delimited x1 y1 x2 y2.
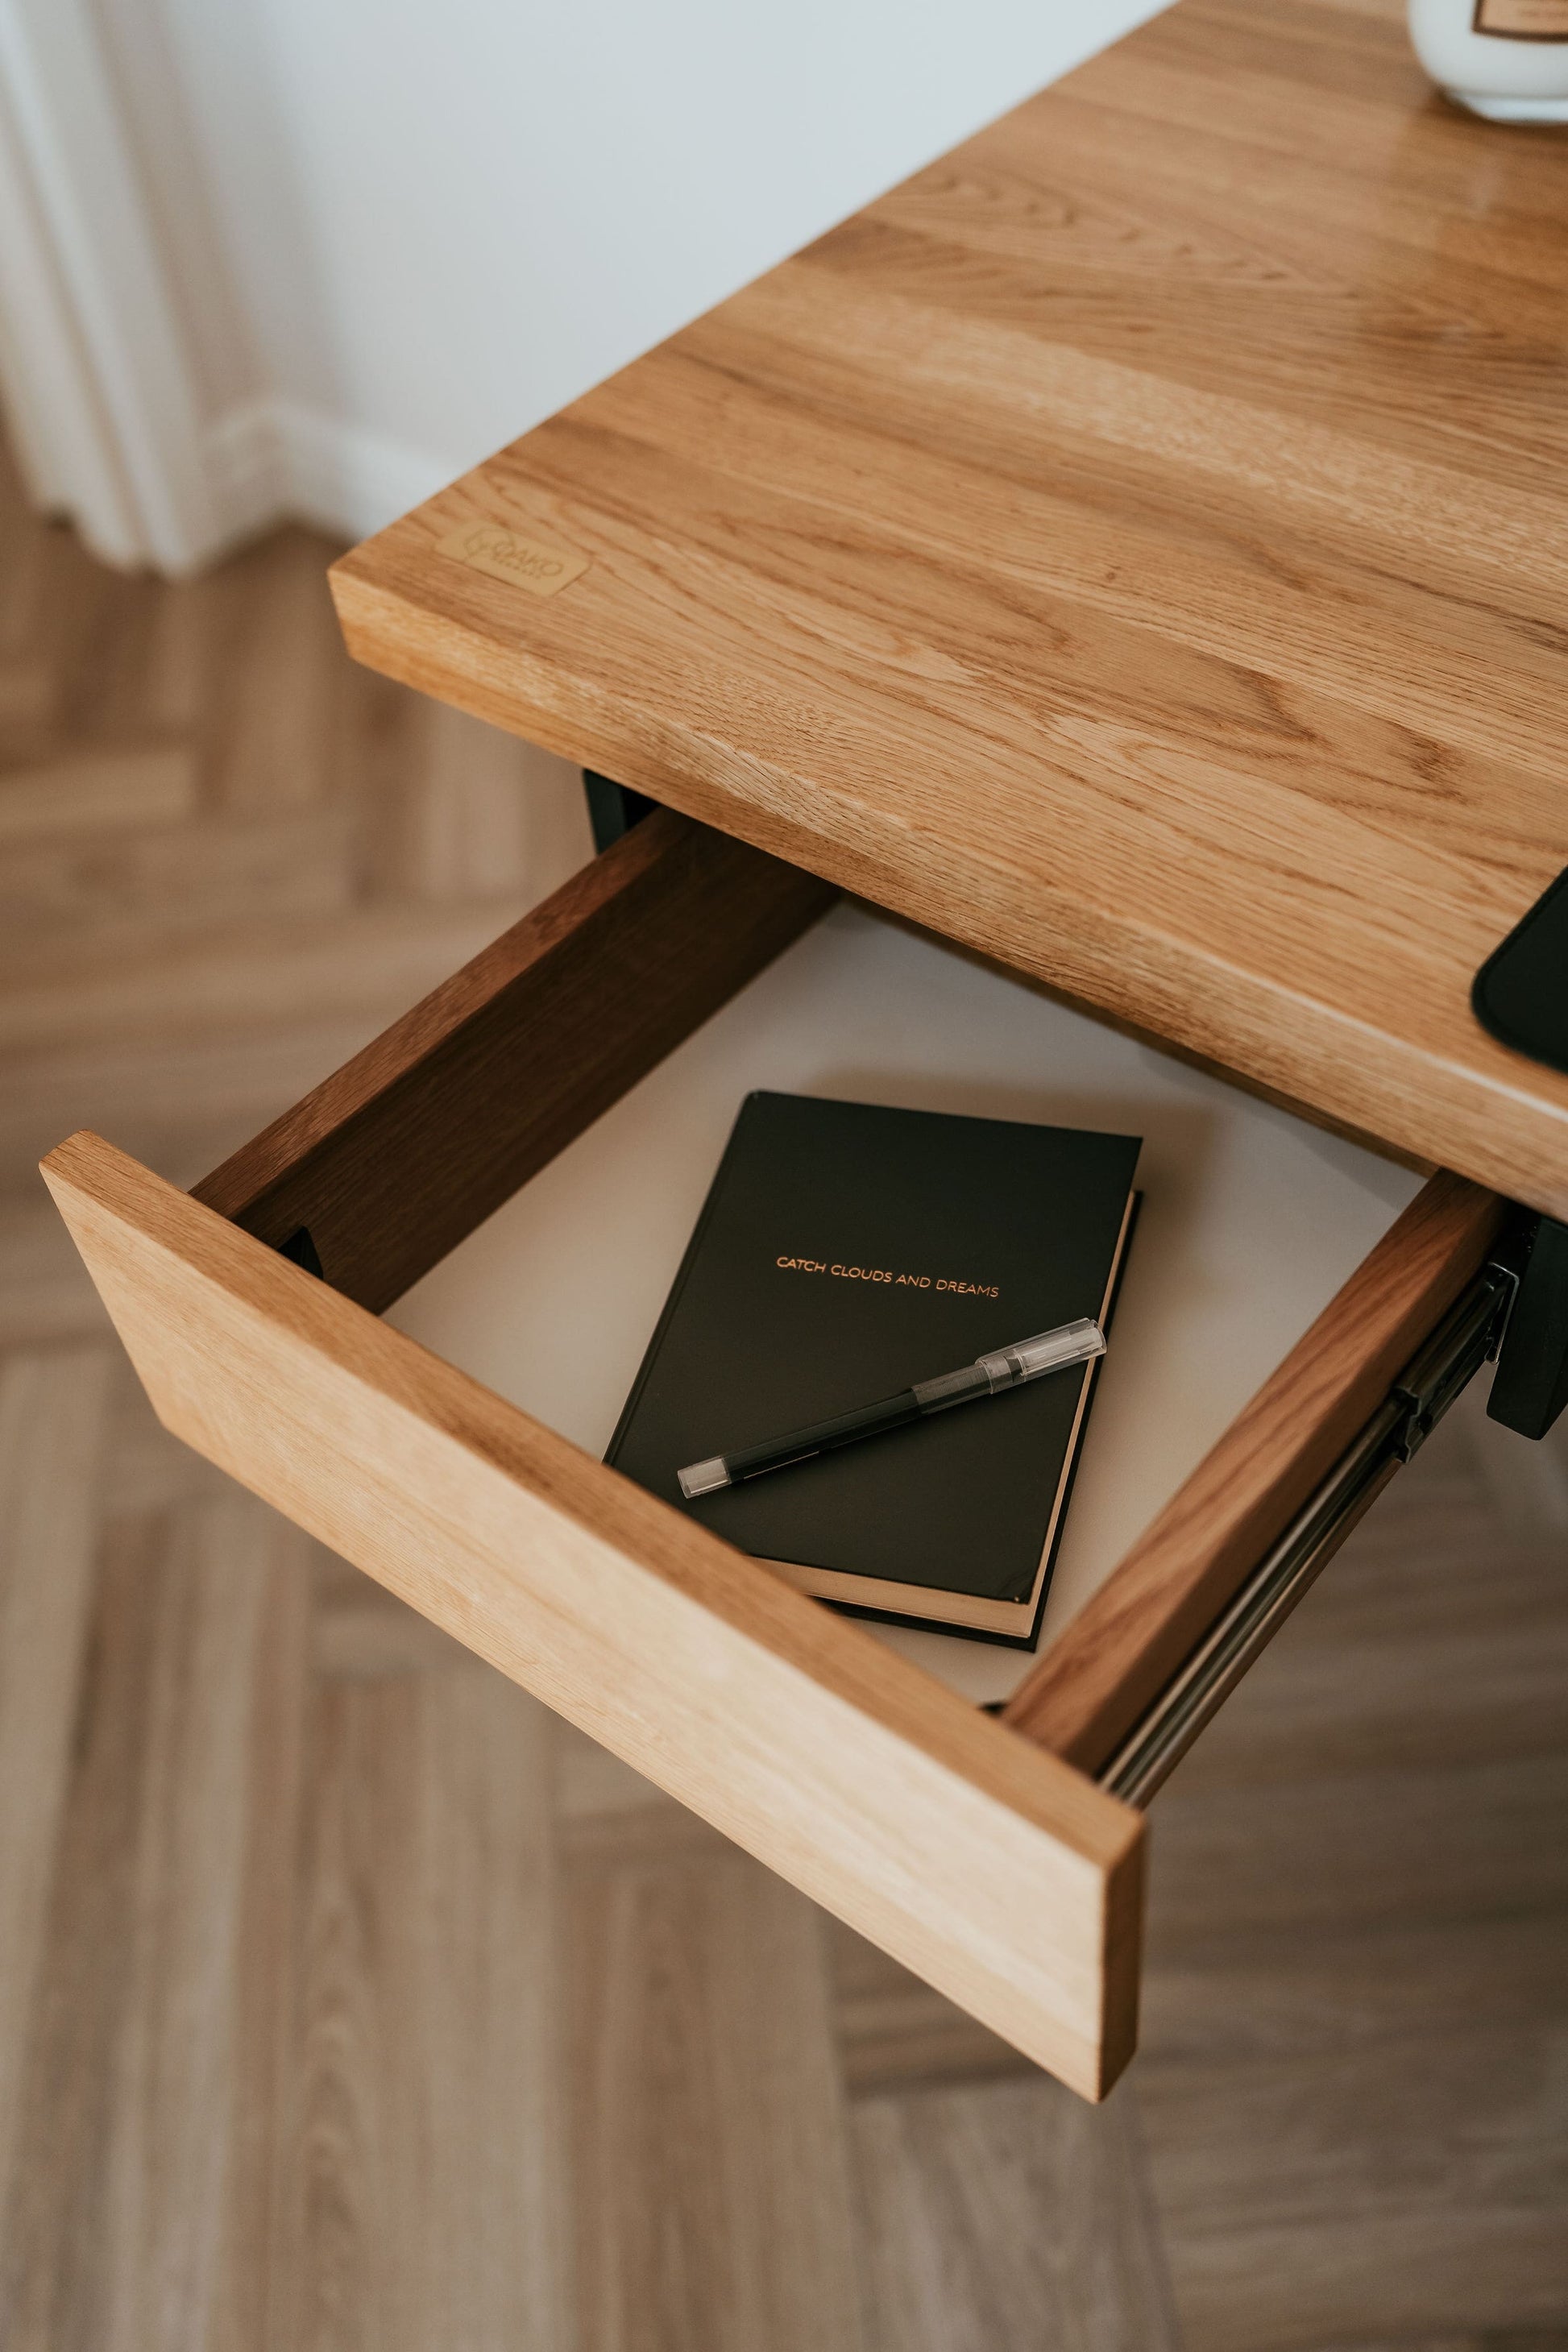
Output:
204 398 452 551
2 0 450 571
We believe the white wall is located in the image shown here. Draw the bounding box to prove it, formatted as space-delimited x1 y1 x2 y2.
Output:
13 0 1171 558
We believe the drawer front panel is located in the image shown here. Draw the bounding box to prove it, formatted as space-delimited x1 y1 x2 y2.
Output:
44 1133 1144 2103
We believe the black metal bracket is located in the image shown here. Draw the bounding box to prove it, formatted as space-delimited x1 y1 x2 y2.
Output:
1392 1258 1519 1463
276 1225 323 1280
1487 1212 1568 1441
583 770 656 854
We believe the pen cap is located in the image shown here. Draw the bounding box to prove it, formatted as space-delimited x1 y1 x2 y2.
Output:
978 1318 1105 1391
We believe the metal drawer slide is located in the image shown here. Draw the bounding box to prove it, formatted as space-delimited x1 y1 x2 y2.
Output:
1097 1263 1520 1808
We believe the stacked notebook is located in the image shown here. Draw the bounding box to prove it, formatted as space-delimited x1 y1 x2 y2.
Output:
608 1092 1140 1645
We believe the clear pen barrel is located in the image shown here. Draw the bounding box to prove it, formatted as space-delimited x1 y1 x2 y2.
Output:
977 1317 1105 1392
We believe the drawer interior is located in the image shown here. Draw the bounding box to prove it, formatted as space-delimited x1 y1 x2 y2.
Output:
42 808 1505 2100
385 894 1424 1707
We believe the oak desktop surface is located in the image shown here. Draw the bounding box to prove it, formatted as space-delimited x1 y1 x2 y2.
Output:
333 0 1568 1222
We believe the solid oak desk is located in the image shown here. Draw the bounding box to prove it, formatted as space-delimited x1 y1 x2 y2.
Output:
336 0 1568 1218
45 0 1568 2100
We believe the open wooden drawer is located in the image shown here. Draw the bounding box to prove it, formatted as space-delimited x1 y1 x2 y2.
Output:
42 809 1515 2102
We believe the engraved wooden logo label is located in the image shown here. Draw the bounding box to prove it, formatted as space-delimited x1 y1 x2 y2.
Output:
1474 0 1568 35
437 521 591 598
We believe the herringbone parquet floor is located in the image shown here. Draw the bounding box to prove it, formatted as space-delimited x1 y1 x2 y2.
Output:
2 433 1566 2351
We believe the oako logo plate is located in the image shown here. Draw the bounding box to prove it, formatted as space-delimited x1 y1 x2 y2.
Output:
437 521 591 599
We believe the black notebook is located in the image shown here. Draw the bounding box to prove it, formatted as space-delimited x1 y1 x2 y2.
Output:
607 1093 1141 1645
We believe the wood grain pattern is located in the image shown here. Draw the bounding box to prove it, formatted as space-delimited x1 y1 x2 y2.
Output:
1003 1169 1506 1771
330 0 1568 1220
0 1491 309 2352
6 1346 1563 2351
41 1130 1145 2103
0 476 599 1214
11 425 1568 2339
1136 1405 1568 2349
565 1824 865 2352
193 810 832 1312
274 1663 571 2351
0 1349 111 2250
849 2076 1180 2352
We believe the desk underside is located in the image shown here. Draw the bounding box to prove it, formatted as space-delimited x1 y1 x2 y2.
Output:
332 0 1568 1218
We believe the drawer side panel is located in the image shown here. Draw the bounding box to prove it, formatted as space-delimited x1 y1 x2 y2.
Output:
1004 1171 1505 1770
193 811 833 1313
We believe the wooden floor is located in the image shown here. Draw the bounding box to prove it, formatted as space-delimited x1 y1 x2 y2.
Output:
2 438 1566 2350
